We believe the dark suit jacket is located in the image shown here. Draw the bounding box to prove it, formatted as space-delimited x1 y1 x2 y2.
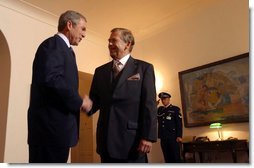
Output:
89 56 157 159
28 35 82 147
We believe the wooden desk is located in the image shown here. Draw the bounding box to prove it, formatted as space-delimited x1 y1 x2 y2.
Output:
182 140 249 163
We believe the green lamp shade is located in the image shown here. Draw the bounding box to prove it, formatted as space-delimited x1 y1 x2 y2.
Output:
209 123 222 129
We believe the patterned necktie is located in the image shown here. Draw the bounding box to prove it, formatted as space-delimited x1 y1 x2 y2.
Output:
113 61 122 78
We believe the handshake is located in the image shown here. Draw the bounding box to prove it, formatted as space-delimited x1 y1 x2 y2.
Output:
80 94 93 113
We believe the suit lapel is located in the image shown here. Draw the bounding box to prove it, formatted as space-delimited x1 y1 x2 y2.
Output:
55 35 79 88
106 61 115 91
115 56 137 89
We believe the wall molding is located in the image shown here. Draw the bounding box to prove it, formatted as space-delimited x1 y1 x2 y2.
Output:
0 0 106 46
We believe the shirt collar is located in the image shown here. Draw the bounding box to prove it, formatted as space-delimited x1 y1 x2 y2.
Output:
57 32 71 48
115 54 130 66
164 104 171 108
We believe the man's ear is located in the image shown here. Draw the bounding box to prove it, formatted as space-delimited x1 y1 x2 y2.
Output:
125 42 131 51
66 20 73 30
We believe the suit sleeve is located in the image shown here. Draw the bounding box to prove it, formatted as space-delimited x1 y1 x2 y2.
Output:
88 68 100 116
175 107 183 138
140 64 157 142
34 45 82 113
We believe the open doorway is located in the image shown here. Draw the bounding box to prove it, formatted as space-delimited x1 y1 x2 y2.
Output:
0 30 11 162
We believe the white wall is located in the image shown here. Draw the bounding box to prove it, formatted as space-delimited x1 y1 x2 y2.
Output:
134 0 249 162
0 0 108 163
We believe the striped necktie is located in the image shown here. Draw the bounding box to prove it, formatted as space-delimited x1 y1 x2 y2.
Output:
113 61 122 78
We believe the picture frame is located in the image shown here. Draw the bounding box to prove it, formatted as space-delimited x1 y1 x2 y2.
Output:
178 53 249 127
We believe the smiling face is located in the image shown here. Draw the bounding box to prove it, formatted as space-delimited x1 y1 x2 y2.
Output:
68 18 87 46
108 30 131 60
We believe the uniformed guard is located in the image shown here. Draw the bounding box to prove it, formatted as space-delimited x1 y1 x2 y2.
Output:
157 92 183 163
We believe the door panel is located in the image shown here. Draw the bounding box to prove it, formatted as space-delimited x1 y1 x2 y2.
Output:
71 71 93 163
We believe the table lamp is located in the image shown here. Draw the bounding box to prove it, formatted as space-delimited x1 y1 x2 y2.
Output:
209 122 222 141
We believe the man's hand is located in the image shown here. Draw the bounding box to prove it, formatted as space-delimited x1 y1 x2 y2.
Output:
137 139 152 153
176 137 182 143
80 95 93 112
156 99 160 106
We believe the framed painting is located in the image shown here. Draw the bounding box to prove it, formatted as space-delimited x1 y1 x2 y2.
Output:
178 53 249 127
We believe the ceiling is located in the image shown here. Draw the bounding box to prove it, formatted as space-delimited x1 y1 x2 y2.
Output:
22 0 202 40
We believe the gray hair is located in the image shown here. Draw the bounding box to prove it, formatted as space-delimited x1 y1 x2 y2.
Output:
111 28 135 52
58 10 87 32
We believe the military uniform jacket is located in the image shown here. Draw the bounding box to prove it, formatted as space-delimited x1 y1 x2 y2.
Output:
157 104 182 139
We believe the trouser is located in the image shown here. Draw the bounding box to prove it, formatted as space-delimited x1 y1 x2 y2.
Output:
100 153 148 163
160 138 182 163
29 145 70 163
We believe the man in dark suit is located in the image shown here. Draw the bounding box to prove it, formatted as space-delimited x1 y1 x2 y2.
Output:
27 10 92 163
88 28 157 163
157 92 183 163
